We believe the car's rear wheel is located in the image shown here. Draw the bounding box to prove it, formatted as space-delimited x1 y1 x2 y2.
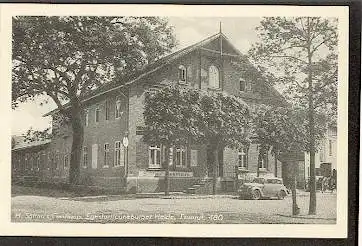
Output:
251 190 261 200
277 190 287 200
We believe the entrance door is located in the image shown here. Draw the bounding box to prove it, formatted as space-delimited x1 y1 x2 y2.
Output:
92 144 98 169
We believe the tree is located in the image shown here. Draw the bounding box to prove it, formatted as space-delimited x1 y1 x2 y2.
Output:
144 85 250 195
252 105 325 215
199 92 250 194
144 85 204 195
12 16 176 184
250 17 338 215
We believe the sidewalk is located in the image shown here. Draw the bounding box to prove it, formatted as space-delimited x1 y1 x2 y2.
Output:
60 192 236 201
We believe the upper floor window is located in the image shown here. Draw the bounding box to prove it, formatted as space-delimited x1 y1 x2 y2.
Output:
115 98 122 119
84 109 89 126
105 100 110 120
329 140 333 156
178 65 187 83
95 107 100 123
209 65 220 88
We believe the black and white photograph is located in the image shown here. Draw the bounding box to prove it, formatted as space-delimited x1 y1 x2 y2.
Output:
0 4 350 238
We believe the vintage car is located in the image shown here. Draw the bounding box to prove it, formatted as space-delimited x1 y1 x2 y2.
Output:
238 177 288 200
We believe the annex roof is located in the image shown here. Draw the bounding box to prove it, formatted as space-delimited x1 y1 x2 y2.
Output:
12 135 51 151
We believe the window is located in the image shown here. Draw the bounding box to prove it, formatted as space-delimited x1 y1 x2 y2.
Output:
47 152 52 170
36 154 40 170
238 147 248 169
266 179 282 184
64 153 69 169
30 156 34 170
253 178 265 184
178 65 187 83
55 152 60 170
104 143 110 167
24 154 28 170
115 98 122 119
258 154 266 169
329 140 333 156
95 107 100 123
149 146 161 168
240 79 246 92
105 100 110 120
84 109 89 126
175 147 187 167
208 65 220 88
82 147 88 168
114 141 124 167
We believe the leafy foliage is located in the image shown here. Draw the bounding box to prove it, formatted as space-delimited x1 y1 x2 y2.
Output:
144 85 250 149
249 17 338 125
22 127 52 143
12 16 176 184
12 16 177 110
251 105 326 154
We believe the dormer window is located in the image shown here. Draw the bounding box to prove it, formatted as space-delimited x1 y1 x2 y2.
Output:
240 79 246 92
209 65 220 88
115 97 122 119
84 109 89 126
178 65 187 83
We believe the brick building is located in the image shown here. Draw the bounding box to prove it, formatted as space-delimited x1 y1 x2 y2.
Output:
12 32 287 193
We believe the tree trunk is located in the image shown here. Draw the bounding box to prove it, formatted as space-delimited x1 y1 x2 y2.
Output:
274 151 278 177
69 100 84 185
292 161 300 215
212 147 218 195
164 145 170 196
306 21 317 215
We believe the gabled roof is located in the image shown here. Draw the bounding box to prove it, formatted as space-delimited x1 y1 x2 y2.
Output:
44 32 286 116
44 33 225 116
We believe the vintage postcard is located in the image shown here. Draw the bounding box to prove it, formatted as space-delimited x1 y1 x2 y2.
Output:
0 4 349 237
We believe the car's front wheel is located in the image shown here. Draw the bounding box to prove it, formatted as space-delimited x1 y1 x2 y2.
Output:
251 190 261 200
277 190 287 200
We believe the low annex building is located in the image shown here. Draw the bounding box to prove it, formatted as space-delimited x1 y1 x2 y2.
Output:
11 32 287 193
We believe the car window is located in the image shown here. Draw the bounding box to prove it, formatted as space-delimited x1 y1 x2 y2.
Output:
266 179 282 184
252 178 264 184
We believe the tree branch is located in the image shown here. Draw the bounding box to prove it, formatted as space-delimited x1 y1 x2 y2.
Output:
270 55 308 64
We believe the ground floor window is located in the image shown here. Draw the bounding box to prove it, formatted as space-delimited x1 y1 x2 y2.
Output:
175 147 187 167
83 147 88 168
55 152 60 170
64 153 69 169
47 152 52 170
30 156 34 170
238 147 248 169
104 143 110 167
35 154 40 170
149 145 161 168
258 153 267 169
114 141 124 167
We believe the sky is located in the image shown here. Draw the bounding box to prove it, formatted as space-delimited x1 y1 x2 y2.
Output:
11 17 262 136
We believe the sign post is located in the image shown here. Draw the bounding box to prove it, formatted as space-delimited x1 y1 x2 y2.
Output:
122 136 129 182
